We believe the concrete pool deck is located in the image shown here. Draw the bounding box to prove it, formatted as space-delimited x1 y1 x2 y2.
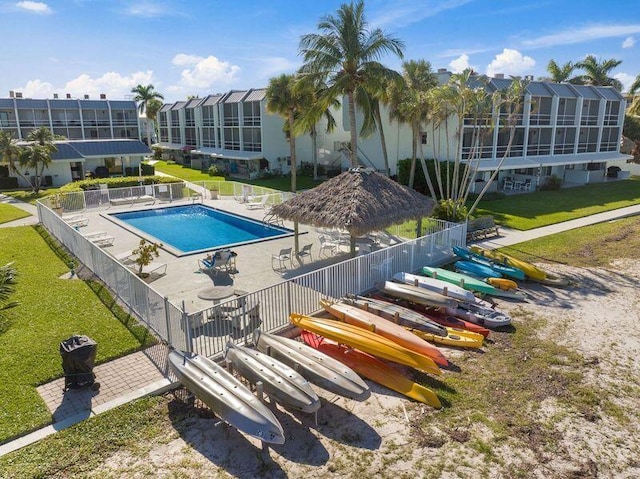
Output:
66 196 394 314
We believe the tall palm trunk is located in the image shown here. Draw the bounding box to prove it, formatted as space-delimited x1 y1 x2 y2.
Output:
374 106 390 176
288 110 299 254
311 126 318 180
408 123 418 188
347 91 358 168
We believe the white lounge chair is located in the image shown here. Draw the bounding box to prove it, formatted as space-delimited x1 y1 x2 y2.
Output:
83 231 115 248
64 215 89 228
245 195 269 210
128 262 167 279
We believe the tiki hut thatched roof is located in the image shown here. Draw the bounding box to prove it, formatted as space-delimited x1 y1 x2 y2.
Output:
270 168 436 237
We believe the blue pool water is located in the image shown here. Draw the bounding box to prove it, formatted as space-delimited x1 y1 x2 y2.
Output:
111 205 292 255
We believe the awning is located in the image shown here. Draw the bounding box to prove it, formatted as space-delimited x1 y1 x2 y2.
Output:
156 143 184 151
466 151 633 171
192 149 263 161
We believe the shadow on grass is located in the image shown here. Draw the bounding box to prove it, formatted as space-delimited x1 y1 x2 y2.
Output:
34 225 156 350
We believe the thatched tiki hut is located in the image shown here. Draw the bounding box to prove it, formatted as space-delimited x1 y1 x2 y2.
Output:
270 168 436 256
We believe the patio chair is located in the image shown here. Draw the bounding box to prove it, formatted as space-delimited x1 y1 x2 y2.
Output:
319 235 339 257
519 179 533 191
64 215 89 228
296 244 313 263
246 195 269 210
271 247 292 272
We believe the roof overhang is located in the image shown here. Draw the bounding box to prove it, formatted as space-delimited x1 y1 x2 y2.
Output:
467 152 633 171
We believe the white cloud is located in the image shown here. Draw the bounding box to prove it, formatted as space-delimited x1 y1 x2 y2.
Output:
123 1 173 18
622 36 635 48
449 54 472 73
522 23 640 49
172 54 240 89
486 49 535 77
14 71 156 99
614 73 636 93
16 1 52 14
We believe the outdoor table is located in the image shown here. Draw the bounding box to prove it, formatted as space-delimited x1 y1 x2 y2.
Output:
197 285 236 302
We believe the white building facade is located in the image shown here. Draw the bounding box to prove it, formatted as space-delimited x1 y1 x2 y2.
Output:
156 76 631 189
0 93 151 188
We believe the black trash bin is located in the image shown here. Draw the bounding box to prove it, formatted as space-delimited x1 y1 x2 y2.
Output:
60 335 100 392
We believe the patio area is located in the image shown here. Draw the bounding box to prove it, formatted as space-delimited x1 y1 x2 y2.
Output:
61 196 403 315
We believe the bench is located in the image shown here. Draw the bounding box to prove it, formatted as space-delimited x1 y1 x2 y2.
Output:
466 216 500 242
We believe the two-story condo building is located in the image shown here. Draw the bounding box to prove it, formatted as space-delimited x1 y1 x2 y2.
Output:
155 73 632 190
0 92 151 188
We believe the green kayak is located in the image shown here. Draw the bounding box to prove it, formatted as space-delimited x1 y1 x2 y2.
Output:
420 266 526 301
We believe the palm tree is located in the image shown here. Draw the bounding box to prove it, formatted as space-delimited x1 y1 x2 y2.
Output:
629 74 640 116
292 77 339 180
20 127 59 192
145 98 164 145
0 262 18 325
266 73 306 253
360 75 395 176
574 55 623 90
388 60 438 191
131 84 165 147
298 0 404 168
546 59 575 83
0 131 30 187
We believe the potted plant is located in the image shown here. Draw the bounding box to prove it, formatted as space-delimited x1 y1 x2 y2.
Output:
209 185 219 200
132 240 162 278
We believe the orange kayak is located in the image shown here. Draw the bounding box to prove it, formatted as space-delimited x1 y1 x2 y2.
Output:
289 314 441 376
300 331 442 409
320 299 449 368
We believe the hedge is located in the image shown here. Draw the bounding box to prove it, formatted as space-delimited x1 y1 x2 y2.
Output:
58 176 180 192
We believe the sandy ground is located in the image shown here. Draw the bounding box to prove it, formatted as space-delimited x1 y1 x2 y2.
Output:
89 261 640 479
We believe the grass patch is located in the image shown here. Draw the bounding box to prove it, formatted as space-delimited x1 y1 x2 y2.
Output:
494 215 640 268
0 226 151 443
473 177 640 230
154 160 323 192
0 203 30 224
2 188 63 205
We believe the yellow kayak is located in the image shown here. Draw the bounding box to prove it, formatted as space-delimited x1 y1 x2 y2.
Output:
470 246 569 286
301 331 442 408
405 326 484 349
289 314 441 376
469 245 546 280
486 277 519 291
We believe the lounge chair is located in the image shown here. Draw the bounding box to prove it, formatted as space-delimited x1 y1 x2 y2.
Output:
64 215 89 228
245 195 269 210
128 262 167 280
83 231 115 248
114 250 135 265
198 250 236 275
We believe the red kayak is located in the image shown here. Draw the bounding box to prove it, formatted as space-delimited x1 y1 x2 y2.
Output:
371 294 490 338
300 331 441 408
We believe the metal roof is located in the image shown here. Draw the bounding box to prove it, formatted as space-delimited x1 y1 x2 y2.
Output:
51 143 84 161
48 99 80 108
63 140 151 157
597 87 623 101
526 82 553 96
224 91 248 103
571 85 601 100
159 103 173 112
79 100 109 109
488 78 513 91
544 83 579 98
106 100 137 109
170 101 187 111
244 88 266 102
15 99 49 109
0 99 14 108
202 94 223 106
185 98 204 109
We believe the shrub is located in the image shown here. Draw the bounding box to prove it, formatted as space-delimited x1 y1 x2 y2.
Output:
57 176 178 192
207 165 219 176
141 163 155 176
433 199 468 223
540 175 563 191
623 115 640 141
152 147 163 161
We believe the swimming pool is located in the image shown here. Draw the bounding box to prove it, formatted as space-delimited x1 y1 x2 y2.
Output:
109 205 293 255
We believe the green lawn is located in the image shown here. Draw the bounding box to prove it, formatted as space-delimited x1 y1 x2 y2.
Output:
0 226 153 443
154 160 323 191
2 187 63 205
474 177 640 230
0 203 30 224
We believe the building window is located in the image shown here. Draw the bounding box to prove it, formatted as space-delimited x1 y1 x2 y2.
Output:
0 111 8 127
421 132 428 145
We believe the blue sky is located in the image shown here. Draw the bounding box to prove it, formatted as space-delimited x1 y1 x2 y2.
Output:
2 0 639 102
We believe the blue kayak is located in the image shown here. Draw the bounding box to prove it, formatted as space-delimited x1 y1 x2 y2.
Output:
453 246 526 280
454 260 501 279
